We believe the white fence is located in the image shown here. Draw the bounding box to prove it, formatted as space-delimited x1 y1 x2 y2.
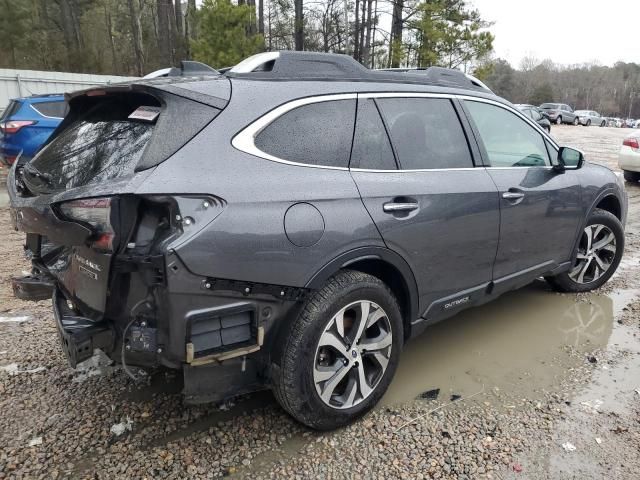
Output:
0 69 137 113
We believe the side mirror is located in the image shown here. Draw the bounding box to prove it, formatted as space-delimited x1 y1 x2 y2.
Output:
555 146 584 172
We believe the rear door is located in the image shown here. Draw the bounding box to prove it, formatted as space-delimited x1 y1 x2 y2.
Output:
350 94 500 320
462 99 582 289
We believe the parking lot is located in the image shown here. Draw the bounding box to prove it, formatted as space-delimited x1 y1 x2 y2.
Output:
1 125 639 479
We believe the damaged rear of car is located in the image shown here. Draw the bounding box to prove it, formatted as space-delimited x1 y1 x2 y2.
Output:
8 76 250 394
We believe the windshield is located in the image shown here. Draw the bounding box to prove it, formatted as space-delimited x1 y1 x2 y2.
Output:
540 103 560 109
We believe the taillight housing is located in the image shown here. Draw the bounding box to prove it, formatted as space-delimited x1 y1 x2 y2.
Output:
0 120 36 134
623 137 640 151
59 197 116 251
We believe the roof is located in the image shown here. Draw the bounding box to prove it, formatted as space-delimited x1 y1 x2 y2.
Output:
225 51 492 93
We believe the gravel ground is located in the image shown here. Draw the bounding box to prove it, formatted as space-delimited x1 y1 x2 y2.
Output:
1 125 639 479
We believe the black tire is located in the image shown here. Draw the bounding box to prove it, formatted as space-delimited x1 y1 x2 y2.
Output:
556 116 562 125
586 119 591 126
623 170 640 182
546 209 624 293
545 125 551 133
272 269 403 430
600 121 606 127
573 117 580 126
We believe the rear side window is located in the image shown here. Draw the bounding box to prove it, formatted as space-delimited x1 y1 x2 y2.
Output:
465 100 550 167
350 99 396 170
376 97 473 170
32 101 67 118
254 99 356 168
0 100 21 121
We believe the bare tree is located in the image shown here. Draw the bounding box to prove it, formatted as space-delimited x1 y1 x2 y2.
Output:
128 0 145 75
156 0 172 65
294 0 303 50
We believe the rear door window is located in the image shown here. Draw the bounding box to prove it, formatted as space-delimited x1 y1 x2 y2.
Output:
350 99 396 170
465 100 550 167
376 97 473 170
254 99 356 168
31 101 67 119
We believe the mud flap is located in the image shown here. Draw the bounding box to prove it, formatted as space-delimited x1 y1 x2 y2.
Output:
53 290 114 368
11 274 55 301
182 356 264 404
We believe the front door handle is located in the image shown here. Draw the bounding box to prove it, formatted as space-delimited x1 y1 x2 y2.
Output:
383 202 419 213
502 191 525 200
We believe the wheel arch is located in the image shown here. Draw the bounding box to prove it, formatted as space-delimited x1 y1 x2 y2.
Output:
570 189 625 263
593 193 622 220
305 247 419 341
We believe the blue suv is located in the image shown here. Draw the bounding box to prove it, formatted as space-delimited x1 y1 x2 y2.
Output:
0 94 66 166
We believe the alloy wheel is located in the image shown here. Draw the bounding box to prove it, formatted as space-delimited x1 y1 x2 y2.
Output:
569 224 617 284
313 300 392 410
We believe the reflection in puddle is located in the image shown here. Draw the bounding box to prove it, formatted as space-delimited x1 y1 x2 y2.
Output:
383 281 633 405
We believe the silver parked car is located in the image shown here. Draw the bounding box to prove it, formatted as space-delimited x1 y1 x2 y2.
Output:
540 103 579 125
575 110 606 127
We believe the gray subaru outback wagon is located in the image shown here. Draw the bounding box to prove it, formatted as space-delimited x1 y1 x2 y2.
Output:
9 52 627 430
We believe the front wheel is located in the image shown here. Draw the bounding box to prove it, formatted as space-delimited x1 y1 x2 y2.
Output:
546 209 624 293
573 117 580 126
272 270 403 430
556 116 563 125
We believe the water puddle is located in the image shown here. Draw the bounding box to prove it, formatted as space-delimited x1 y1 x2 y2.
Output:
383 281 639 405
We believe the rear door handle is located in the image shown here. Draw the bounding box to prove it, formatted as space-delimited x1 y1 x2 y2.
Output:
383 202 419 213
502 191 525 200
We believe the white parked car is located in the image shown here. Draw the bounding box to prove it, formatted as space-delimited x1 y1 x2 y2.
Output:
575 110 606 127
619 132 640 182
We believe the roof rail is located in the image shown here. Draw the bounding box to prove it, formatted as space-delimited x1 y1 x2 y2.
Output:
225 51 490 92
144 60 219 79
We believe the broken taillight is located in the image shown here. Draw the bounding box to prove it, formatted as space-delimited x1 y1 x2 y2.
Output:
59 197 115 251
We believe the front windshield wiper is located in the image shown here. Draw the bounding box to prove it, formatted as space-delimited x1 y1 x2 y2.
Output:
23 163 53 187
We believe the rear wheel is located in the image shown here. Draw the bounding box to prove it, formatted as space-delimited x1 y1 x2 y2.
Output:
272 270 403 430
623 170 640 182
546 209 623 293
556 116 563 125
600 121 606 127
586 119 591 126
573 117 580 126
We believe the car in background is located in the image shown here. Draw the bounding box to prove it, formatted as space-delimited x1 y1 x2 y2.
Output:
575 110 606 127
516 104 551 132
618 132 640 182
539 103 579 125
625 119 636 128
0 94 66 166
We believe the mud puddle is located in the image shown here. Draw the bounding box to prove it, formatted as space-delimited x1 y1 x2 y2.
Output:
383 281 640 406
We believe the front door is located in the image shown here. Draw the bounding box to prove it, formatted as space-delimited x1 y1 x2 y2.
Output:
462 99 582 284
350 95 500 320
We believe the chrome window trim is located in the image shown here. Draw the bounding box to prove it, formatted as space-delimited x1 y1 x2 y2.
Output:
232 91 560 172
232 93 358 171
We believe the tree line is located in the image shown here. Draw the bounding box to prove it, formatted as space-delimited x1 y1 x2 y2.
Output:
478 57 640 118
0 0 492 75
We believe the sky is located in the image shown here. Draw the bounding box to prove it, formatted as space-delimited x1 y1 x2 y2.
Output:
470 0 639 67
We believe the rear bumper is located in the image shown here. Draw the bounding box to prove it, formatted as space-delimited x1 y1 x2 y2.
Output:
618 149 640 172
53 289 115 368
